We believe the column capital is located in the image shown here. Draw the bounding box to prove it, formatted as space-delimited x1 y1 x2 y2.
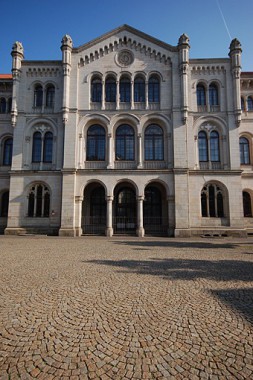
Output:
106 195 114 202
137 195 145 202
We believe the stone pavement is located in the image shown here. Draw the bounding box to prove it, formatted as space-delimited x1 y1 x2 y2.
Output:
0 236 253 380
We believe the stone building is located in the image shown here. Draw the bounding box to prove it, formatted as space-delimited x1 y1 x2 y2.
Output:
0 25 252 237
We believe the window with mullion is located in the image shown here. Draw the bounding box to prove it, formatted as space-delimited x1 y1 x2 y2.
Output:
87 125 105 161
43 132 53 163
120 78 131 102
91 78 102 102
34 85 43 107
105 77 116 102
240 137 250 164
32 132 42 163
148 77 160 102
209 84 218 106
197 85 206 106
145 125 163 161
3 138 13 166
210 131 220 162
116 125 134 161
198 131 208 162
134 77 145 102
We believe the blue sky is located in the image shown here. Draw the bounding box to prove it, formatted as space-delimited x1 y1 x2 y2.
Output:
1 0 252 73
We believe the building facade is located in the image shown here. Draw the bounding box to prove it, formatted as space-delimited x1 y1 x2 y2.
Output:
0 25 252 237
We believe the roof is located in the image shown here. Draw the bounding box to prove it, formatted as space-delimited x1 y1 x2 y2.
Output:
73 24 178 53
0 74 12 79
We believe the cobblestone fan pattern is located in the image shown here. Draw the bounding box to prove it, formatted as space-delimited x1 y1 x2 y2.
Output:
0 236 253 380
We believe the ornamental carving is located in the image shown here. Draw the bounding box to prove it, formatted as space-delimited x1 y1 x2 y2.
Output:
116 50 134 67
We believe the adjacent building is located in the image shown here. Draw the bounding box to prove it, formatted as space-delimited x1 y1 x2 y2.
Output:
0 25 252 237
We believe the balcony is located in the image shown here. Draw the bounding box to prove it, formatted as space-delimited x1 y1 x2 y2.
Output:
199 162 222 170
143 161 167 169
83 161 107 169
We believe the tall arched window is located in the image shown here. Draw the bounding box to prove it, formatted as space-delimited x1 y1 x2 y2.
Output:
91 77 102 103
145 125 164 160
201 183 224 217
198 131 208 162
28 184 50 217
209 83 219 106
32 132 42 162
210 131 220 162
3 138 13 166
148 76 160 103
87 125 105 161
116 125 134 161
247 96 253 111
240 137 250 164
34 85 43 107
120 77 131 103
105 76 116 102
134 76 145 102
46 85 55 107
0 191 9 217
43 132 53 163
0 98 6 113
243 191 252 217
197 84 206 106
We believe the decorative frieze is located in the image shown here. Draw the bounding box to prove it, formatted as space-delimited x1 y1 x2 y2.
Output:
26 67 61 78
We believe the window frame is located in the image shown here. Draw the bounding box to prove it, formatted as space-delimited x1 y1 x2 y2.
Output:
115 124 135 161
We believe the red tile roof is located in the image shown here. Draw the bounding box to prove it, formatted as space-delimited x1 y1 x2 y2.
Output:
0 74 12 79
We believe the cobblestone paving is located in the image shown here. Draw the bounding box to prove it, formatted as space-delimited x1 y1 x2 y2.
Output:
0 236 253 379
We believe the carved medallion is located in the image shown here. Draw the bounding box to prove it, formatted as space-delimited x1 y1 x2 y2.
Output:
116 50 134 67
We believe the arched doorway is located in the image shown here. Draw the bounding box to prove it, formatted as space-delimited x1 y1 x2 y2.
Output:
113 184 137 234
82 183 106 235
144 183 168 235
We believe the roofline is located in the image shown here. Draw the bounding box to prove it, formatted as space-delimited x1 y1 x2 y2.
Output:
22 60 62 66
190 58 230 64
73 24 178 53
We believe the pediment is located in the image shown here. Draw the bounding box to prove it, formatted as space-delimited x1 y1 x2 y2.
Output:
74 25 178 67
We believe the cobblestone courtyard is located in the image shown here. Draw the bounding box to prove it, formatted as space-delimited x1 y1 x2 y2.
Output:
0 236 253 380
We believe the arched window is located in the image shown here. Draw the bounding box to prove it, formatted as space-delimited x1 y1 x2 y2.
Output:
0 191 9 217
91 77 102 103
243 191 252 217
3 137 13 166
34 85 43 107
134 76 145 102
46 85 55 107
148 75 160 103
247 96 253 111
201 183 224 218
198 131 208 162
105 76 116 102
28 184 50 217
116 125 135 161
209 83 219 106
43 132 53 163
240 137 250 164
197 84 206 106
87 125 105 161
32 132 42 162
210 131 220 162
120 77 131 103
0 98 6 113
145 125 164 160
241 97 245 111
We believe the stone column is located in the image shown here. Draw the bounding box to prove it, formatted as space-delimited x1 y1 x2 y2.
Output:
137 132 143 169
131 80 134 109
102 80 105 110
229 38 242 125
61 35 73 125
116 80 120 110
178 34 190 123
106 196 113 237
75 196 83 237
168 195 175 237
137 196 145 237
107 133 113 169
145 80 149 110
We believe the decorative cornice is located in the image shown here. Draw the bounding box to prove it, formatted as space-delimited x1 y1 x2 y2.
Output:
26 66 61 78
